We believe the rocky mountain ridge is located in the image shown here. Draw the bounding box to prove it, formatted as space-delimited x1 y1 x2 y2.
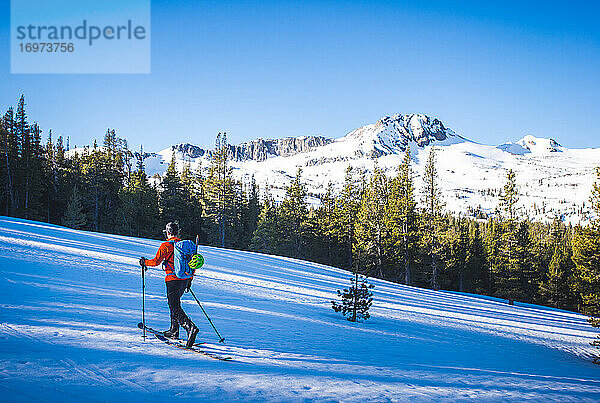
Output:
166 113 462 162
170 135 333 163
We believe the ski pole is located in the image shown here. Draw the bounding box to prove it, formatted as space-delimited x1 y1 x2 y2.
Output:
141 261 147 339
189 288 225 343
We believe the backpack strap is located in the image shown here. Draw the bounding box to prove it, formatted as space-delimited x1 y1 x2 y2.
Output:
163 240 176 273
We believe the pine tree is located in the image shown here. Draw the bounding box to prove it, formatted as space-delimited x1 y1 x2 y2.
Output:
117 146 160 238
2 107 18 216
421 146 444 289
496 169 526 301
229 180 247 248
466 221 488 294
513 221 535 302
52 135 70 225
159 152 186 225
242 176 261 249
540 221 575 309
439 218 469 291
0 116 6 214
572 167 600 362
500 169 520 222
27 123 44 220
14 96 30 217
355 164 389 279
101 129 127 232
331 273 374 322
180 161 203 239
528 221 554 305
279 168 309 258
334 166 362 270
250 189 281 254
63 186 87 229
483 217 502 295
44 129 57 223
77 134 126 233
55 135 66 162
312 182 338 266
573 167 600 315
193 162 207 242
388 146 419 285
1 108 13 215
11 97 44 220
203 133 236 247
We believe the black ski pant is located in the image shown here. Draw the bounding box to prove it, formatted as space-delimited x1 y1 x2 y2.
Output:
166 279 192 330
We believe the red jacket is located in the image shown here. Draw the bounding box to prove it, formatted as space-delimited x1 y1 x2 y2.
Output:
145 237 181 282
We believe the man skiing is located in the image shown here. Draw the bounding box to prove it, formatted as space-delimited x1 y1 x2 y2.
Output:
139 222 199 348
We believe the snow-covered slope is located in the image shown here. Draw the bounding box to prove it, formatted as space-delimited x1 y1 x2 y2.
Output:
141 114 600 224
1 216 599 401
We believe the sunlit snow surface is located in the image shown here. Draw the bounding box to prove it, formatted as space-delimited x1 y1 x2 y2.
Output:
1 216 599 401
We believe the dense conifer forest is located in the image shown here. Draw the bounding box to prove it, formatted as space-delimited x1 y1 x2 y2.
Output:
2 95 599 318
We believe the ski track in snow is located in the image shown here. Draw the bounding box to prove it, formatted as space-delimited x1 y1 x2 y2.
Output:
1 216 600 401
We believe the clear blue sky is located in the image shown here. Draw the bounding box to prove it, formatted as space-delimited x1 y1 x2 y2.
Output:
1 0 599 150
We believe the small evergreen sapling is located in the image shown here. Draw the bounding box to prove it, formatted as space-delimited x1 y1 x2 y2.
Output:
332 273 374 322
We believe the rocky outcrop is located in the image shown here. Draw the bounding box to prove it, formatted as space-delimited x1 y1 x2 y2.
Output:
406 114 452 146
171 136 333 162
227 136 332 161
171 144 208 159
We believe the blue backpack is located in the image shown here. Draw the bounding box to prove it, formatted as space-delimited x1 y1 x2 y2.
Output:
167 240 197 279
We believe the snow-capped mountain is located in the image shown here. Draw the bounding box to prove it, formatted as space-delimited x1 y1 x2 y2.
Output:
140 114 600 224
341 113 465 158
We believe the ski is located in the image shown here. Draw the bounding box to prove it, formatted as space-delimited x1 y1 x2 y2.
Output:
137 322 187 342
138 322 232 361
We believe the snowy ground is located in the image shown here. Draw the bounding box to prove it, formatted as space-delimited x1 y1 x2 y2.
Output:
1 216 599 401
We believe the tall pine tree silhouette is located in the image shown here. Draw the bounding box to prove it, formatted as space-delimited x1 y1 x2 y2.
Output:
422 146 444 290
204 133 236 247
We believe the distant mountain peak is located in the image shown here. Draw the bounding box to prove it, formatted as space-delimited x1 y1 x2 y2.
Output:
518 135 562 151
498 135 564 155
342 113 465 158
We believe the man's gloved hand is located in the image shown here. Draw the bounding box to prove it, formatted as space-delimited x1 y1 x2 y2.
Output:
139 257 146 268
185 279 192 293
